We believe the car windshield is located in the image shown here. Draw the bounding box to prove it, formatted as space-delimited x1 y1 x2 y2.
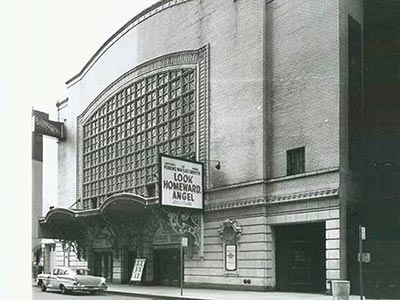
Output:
73 269 90 275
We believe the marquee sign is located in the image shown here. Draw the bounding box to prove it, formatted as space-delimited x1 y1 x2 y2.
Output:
160 154 204 210
32 110 64 140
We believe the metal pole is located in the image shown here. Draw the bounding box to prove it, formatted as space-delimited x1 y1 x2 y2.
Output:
180 242 183 296
359 225 364 300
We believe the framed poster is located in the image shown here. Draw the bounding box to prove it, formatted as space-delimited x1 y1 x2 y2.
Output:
225 244 237 271
159 154 204 210
130 258 147 282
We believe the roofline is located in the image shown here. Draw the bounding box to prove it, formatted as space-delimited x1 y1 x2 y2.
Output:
65 0 193 87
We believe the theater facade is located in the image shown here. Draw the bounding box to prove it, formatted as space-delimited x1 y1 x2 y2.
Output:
38 0 400 297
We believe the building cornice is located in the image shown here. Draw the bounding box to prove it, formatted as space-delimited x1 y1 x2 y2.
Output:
205 187 339 212
207 179 267 193
66 0 194 87
206 168 339 193
266 167 339 183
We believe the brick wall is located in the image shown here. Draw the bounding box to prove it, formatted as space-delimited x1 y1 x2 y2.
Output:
58 0 266 207
266 0 340 179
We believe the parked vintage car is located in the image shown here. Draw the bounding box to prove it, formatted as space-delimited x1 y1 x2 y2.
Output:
37 267 107 294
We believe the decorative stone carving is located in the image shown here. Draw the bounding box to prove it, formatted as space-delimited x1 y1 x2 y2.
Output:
218 219 242 243
206 187 339 211
165 209 202 247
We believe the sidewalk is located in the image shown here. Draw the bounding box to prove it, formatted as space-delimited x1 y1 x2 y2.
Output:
107 283 362 300
32 280 397 300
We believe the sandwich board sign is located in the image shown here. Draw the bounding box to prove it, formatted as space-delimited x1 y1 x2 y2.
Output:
130 258 147 282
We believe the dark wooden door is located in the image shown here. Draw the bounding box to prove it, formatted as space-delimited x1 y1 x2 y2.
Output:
276 223 325 293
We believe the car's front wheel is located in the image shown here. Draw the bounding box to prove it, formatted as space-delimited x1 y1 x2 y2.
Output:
40 282 47 292
60 285 68 294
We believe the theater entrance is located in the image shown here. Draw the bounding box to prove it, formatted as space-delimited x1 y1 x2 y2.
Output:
275 222 325 293
93 252 113 281
153 248 181 286
124 251 137 283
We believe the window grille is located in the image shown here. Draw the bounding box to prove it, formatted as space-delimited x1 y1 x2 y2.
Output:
81 68 197 205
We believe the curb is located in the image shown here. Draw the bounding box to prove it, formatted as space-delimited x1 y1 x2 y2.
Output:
33 282 204 300
107 290 206 300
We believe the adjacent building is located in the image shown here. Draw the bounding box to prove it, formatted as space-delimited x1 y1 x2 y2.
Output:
38 0 399 298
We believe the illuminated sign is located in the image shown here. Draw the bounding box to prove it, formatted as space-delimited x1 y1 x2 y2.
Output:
160 154 204 210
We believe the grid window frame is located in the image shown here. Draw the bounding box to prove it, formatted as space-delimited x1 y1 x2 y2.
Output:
81 68 197 204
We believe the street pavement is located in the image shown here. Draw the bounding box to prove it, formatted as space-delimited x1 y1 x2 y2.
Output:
32 286 150 300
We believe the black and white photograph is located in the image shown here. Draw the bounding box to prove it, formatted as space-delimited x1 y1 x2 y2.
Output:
1 0 399 299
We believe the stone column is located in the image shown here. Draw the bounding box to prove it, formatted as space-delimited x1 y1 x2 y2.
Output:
112 247 123 283
266 225 276 289
86 245 95 275
325 217 341 292
141 235 154 283
120 247 128 283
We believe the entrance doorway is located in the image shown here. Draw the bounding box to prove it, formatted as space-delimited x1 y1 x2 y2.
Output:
94 252 113 281
275 222 325 293
153 248 181 286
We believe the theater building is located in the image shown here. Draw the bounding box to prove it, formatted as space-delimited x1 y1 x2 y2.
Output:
38 0 399 297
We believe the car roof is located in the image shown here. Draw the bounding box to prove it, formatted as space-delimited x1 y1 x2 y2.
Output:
54 267 90 271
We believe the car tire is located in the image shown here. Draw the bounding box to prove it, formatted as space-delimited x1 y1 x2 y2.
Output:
60 285 68 294
40 283 47 292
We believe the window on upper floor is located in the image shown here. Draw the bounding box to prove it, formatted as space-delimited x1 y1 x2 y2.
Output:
287 147 305 176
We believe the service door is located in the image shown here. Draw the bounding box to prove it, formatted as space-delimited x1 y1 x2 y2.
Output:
275 223 326 293
154 248 181 286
